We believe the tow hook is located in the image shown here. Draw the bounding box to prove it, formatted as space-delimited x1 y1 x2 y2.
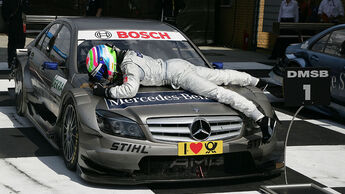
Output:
196 165 205 178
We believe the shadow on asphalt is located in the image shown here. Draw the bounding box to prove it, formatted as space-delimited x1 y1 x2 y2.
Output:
148 168 324 194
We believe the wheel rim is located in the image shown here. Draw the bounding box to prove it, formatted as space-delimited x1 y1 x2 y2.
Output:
63 104 78 162
14 68 23 110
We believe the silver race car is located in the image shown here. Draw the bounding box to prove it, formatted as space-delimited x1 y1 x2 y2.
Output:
15 18 284 184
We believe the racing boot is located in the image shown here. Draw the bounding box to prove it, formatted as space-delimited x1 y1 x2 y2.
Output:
256 116 274 143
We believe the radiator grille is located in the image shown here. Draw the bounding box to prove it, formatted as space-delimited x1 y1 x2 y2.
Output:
146 116 243 142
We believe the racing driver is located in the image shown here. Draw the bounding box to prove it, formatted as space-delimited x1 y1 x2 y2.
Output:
87 44 273 142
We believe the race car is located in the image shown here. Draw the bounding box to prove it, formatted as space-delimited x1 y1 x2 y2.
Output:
14 18 284 184
269 24 345 117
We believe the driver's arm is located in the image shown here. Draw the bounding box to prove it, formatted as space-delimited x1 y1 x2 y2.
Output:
107 62 142 98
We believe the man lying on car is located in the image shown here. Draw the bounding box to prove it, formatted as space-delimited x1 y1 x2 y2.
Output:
87 44 275 143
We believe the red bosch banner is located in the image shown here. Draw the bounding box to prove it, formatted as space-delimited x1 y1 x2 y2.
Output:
116 31 171 40
78 30 186 41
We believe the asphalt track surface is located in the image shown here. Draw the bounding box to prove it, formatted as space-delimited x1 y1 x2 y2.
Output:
0 63 344 194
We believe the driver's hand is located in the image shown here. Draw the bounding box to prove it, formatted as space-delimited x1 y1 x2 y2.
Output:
80 82 91 88
93 83 108 97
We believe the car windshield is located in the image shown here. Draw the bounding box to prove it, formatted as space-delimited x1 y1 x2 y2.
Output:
77 40 208 73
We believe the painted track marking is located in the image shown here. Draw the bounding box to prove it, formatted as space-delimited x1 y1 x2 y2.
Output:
276 111 345 135
0 106 32 128
286 145 345 188
0 80 14 92
0 156 154 194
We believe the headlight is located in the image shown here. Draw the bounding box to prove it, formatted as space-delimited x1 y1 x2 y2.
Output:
96 110 145 140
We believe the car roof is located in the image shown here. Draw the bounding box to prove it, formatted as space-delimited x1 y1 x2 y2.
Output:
307 23 345 44
60 17 177 32
322 23 345 33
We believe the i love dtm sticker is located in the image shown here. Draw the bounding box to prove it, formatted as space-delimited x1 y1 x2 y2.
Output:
178 141 223 156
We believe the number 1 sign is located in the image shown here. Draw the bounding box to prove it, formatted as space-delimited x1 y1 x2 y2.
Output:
283 67 330 107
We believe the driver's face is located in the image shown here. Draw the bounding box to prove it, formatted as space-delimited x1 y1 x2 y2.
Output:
107 74 114 81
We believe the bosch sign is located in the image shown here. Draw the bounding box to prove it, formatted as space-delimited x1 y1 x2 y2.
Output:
78 30 186 41
117 31 171 40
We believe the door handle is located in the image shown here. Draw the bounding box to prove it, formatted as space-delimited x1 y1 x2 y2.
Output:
311 55 319 62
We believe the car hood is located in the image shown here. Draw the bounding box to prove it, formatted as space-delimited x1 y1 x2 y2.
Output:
93 85 274 125
95 87 240 125
72 74 273 128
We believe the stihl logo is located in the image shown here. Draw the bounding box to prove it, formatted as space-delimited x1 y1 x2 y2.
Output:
116 31 171 40
287 70 329 78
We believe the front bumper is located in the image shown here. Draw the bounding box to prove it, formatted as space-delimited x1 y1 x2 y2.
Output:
78 152 284 185
78 124 285 184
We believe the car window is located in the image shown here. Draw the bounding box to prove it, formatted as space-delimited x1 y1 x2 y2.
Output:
36 24 61 55
324 29 345 58
77 40 207 74
311 33 330 52
50 26 70 65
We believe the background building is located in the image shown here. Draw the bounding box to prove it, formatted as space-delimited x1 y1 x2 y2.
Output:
2 0 345 51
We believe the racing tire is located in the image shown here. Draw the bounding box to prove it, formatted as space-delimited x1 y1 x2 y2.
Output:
14 67 26 116
61 101 79 170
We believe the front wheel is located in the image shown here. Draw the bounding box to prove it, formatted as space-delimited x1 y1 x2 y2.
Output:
61 102 79 170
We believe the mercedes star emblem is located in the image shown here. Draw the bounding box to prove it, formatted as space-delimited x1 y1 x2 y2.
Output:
190 118 211 141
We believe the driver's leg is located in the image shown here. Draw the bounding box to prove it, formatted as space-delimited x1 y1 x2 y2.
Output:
195 65 259 87
166 60 264 121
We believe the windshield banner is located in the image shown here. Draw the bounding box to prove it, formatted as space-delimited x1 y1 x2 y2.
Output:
78 30 186 41
105 91 216 109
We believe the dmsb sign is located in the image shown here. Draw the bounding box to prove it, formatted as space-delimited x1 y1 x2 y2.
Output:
284 68 330 107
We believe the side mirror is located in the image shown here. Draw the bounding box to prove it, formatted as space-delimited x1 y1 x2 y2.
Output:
43 62 58 70
212 62 223 69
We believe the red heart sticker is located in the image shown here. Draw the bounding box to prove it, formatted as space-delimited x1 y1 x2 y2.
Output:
190 143 202 154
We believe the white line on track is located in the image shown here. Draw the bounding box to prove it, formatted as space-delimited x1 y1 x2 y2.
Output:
0 80 14 92
276 111 345 135
323 188 342 194
286 145 345 188
206 191 261 194
0 156 154 194
303 119 345 135
275 111 301 121
0 106 32 128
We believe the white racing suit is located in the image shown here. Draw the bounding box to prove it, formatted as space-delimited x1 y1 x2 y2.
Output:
108 50 264 121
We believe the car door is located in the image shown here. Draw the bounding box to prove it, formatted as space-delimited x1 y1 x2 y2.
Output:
42 24 71 121
308 28 345 103
322 29 345 103
28 23 61 109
